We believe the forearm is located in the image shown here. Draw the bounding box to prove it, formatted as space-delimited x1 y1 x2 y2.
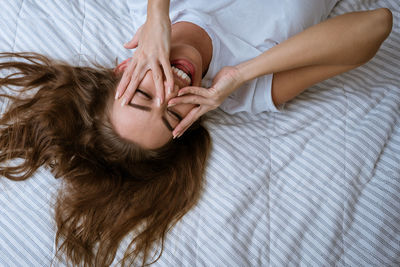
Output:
236 9 392 84
147 0 170 19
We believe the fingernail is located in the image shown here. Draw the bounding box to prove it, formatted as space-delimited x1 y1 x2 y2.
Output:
168 86 172 95
178 91 184 97
156 98 161 106
168 103 176 107
115 91 120 99
121 98 126 107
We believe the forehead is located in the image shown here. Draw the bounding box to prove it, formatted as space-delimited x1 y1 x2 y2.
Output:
110 99 171 149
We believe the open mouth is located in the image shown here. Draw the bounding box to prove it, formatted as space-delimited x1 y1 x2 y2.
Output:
171 59 196 86
172 65 192 86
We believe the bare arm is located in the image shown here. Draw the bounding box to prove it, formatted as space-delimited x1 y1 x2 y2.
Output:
236 8 393 105
170 8 393 138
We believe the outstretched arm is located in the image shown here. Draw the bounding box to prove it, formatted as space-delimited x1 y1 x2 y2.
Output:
170 8 393 138
237 8 393 106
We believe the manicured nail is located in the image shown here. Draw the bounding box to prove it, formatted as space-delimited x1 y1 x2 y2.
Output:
168 102 176 107
178 91 184 97
168 86 172 95
156 98 161 106
121 98 126 107
115 91 120 99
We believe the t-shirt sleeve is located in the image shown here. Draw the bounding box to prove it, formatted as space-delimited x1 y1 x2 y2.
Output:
202 25 281 114
171 8 281 114
219 73 280 114
167 1 340 115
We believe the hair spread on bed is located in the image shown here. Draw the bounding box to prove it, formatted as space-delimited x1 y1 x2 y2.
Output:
0 52 211 266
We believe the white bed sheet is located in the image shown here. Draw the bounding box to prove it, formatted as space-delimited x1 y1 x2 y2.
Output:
0 0 399 266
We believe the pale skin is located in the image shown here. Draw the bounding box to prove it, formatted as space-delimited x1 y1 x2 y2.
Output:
116 0 172 106
111 21 212 149
112 8 393 148
170 8 393 138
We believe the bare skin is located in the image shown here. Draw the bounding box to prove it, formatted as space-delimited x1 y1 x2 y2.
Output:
112 8 393 148
116 0 172 106
169 8 393 138
111 21 212 149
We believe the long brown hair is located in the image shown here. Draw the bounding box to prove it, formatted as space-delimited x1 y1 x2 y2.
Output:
0 52 211 266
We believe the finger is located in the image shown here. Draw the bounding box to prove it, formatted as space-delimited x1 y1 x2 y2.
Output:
168 94 212 106
116 58 137 94
150 63 165 105
120 62 129 72
118 58 132 67
161 58 174 94
115 60 129 74
177 86 210 98
124 36 139 49
115 61 136 99
114 63 124 75
173 106 202 138
124 27 142 49
121 63 147 105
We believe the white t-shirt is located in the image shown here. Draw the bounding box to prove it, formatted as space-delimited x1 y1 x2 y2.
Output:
130 0 339 114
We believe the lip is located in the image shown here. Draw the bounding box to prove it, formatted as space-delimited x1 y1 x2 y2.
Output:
171 59 196 81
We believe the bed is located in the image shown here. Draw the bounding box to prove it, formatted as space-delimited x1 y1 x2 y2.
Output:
0 0 399 266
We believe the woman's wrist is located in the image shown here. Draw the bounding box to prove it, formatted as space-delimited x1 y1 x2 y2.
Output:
147 0 170 18
224 65 246 91
235 51 275 84
235 60 257 85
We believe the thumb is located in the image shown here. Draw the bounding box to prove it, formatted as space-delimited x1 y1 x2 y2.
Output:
124 26 142 49
124 34 139 49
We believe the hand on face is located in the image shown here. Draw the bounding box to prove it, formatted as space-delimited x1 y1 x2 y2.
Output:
112 70 196 149
112 51 203 149
112 20 213 148
168 66 244 138
115 14 174 107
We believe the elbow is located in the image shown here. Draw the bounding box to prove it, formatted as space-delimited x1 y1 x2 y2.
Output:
375 8 393 40
360 8 393 64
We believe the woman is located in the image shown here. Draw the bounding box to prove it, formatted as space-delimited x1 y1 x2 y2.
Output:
0 51 210 266
116 1 393 144
0 1 392 267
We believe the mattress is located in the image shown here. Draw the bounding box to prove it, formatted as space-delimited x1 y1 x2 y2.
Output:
0 0 399 266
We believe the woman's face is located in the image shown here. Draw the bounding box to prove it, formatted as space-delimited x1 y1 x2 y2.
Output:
111 40 205 149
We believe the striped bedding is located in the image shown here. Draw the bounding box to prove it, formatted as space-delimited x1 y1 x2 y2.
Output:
0 0 399 266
